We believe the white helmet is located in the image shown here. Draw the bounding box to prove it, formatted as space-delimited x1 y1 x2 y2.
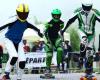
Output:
81 0 93 11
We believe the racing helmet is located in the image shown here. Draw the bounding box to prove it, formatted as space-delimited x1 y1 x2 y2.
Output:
16 4 29 21
81 0 93 11
51 9 61 22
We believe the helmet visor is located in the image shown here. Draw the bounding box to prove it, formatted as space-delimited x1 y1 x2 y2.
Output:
82 4 92 11
17 11 29 20
52 14 61 19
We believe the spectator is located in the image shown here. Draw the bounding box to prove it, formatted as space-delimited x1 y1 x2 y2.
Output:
23 40 30 53
0 45 3 74
62 40 72 72
31 42 39 74
23 40 30 73
31 41 41 52
38 40 45 52
31 42 37 52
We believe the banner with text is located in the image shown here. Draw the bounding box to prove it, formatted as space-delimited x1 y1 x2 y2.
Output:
25 52 57 68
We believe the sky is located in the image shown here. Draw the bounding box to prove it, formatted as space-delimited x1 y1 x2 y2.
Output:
0 0 100 50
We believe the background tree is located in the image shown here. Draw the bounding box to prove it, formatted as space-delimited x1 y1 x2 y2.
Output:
66 26 80 52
